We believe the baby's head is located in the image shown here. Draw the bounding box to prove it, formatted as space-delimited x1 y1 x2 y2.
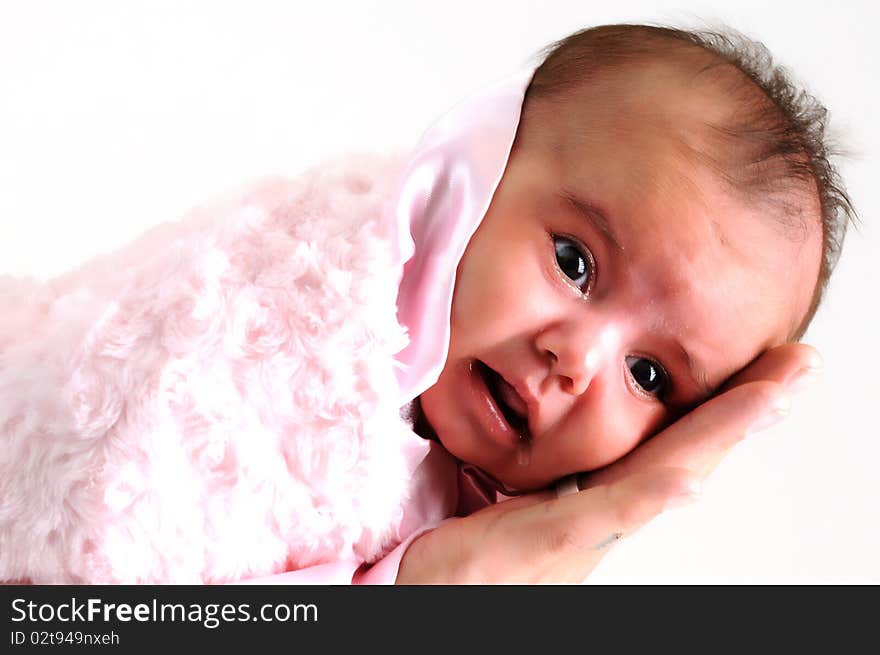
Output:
418 24 855 491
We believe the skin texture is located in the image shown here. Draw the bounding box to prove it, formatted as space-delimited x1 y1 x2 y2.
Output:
418 61 823 492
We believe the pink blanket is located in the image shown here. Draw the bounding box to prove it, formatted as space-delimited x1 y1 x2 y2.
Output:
0 66 534 584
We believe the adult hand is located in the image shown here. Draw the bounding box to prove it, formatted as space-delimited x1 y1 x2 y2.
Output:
581 342 821 489
395 343 820 584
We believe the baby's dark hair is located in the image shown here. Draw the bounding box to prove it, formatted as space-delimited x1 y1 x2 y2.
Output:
522 24 856 339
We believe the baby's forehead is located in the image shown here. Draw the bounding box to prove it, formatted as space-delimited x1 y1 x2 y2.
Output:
555 60 740 140
530 56 819 232
531 84 728 202
525 45 763 156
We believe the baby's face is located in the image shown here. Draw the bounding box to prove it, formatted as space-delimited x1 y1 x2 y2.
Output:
418 66 822 491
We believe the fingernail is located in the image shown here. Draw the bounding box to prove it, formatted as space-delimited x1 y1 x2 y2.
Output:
664 478 702 511
786 363 823 395
747 393 791 436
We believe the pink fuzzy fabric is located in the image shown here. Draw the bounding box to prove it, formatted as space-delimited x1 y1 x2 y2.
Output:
0 153 424 583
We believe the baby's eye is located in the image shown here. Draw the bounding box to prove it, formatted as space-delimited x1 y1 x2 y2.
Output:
553 235 595 294
625 355 669 399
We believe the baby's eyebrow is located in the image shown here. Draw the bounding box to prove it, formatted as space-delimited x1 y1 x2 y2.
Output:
561 190 625 253
673 341 716 403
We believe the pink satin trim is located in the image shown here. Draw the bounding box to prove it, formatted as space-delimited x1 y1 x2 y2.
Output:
388 67 537 404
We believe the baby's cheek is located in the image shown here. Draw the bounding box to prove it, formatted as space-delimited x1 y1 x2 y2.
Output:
449 283 491 342
562 399 668 473
591 427 646 470
450 270 518 340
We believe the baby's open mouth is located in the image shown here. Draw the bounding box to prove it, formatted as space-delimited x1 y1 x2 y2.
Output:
475 360 531 441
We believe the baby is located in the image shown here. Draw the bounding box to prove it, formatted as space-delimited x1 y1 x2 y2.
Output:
0 24 853 584
417 24 853 494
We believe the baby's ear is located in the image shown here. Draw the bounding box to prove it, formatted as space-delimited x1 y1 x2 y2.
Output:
721 343 822 392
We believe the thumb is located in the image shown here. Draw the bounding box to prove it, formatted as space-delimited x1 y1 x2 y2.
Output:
527 466 700 557
515 467 700 583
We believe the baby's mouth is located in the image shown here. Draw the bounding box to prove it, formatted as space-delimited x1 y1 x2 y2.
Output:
475 360 532 442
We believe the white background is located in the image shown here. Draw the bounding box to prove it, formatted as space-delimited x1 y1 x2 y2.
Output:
1 1 877 583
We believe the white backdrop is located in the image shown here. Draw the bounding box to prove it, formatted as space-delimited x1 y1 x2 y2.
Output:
1 0 877 583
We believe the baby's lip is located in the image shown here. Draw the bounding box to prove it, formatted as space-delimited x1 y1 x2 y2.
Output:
480 361 540 441
506 377 541 441
494 373 529 418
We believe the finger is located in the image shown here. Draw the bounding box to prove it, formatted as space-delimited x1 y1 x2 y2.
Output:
583 380 789 488
721 342 823 392
582 344 821 491
517 468 699 581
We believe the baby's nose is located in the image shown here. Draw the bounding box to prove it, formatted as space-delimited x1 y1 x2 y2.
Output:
535 320 619 396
